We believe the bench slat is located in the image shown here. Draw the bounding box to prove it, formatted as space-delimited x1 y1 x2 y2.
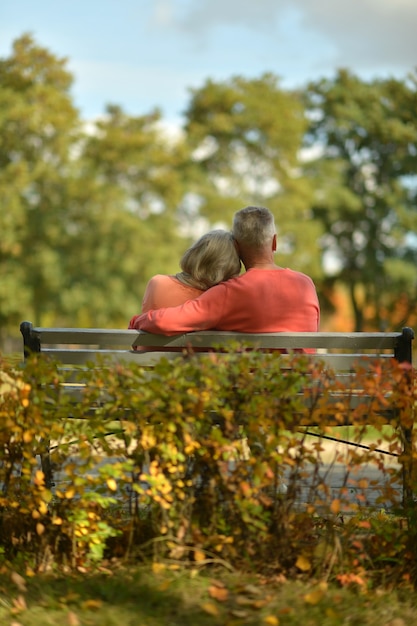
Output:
41 349 394 372
28 327 404 350
41 349 183 366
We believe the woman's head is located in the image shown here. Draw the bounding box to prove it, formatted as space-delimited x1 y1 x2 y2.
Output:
178 229 241 290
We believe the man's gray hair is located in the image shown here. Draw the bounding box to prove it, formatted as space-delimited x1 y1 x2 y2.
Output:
232 206 276 248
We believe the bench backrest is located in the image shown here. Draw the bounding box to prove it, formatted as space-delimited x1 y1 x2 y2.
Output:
20 321 414 373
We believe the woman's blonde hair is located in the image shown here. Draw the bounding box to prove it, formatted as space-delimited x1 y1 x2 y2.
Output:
177 229 241 290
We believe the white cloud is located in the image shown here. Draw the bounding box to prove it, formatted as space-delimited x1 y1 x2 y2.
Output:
157 0 417 76
152 0 175 27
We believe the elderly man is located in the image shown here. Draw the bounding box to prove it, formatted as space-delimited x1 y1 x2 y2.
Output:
129 206 320 335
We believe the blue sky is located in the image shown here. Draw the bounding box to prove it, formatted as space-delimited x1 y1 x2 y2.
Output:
1 0 416 126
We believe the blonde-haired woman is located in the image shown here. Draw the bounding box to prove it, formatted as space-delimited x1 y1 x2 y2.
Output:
141 229 241 313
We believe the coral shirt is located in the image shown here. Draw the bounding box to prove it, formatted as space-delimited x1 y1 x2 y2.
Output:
130 268 320 335
141 275 204 312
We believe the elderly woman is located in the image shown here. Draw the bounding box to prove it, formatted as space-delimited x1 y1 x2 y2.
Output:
140 229 241 312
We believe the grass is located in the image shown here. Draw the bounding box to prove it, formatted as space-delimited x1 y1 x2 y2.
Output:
0 564 417 626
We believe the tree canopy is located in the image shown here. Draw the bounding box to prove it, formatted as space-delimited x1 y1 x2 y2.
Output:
304 69 417 330
1 35 416 345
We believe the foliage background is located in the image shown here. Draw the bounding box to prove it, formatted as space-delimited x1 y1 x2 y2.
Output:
1 35 417 351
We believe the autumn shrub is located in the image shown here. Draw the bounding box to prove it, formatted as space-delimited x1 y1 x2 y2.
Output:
0 349 415 585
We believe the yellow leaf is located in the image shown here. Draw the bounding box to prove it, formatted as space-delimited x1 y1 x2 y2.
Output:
65 487 75 499
152 562 166 574
194 549 206 562
264 616 280 626
33 470 45 487
304 589 325 605
106 478 117 492
36 523 45 536
38 500 48 515
157 580 172 591
295 555 311 572
201 601 219 617
357 479 369 489
81 599 103 611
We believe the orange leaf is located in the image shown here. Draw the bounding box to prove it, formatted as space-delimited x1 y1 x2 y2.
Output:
67 611 81 626
12 595 27 611
330 498 341 514
208 585 229 602
23 431 33 443
11 571 27 592
358 520 371 529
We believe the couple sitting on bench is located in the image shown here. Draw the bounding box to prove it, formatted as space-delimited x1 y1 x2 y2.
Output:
129 206 320 340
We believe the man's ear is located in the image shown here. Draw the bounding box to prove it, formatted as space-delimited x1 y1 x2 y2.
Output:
272 234 277 252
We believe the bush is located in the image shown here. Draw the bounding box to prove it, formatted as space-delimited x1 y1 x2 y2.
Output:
0 349 415 586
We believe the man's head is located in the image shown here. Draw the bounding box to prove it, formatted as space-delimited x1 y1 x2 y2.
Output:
232 206 276 267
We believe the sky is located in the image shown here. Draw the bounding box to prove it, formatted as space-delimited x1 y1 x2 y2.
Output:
1 0 416 127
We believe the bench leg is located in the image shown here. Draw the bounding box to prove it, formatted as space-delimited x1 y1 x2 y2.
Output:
401 426 414 509
39 441 55 489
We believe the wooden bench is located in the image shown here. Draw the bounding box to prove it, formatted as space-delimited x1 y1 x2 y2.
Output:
20 321 415 500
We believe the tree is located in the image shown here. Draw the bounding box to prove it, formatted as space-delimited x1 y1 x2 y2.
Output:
304 69 417 331
0 34 80 330
73 104 193 324
0 36 194 336
182 74 324 278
